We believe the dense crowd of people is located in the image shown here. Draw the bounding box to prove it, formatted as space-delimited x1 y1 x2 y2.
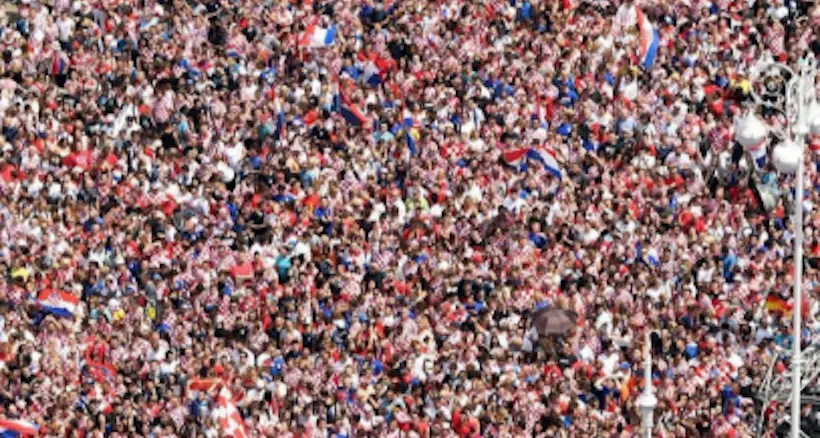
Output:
1 0 820 437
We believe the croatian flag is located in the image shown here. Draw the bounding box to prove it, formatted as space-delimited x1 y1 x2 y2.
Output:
0 419 39 438
635 7 660 69
37 289 79 318
358 53 392 87
526 147 563 179
86 362 117 383
502 148 562 179
335 92 371 128
362 62 382 86
615 4 659 69
178 59 201 77
502 148 529 170
225 38 245 58
299 18 337 48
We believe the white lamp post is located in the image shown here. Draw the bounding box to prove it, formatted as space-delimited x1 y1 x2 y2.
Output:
735 56 820 438
637 331 657 438
811 103 820 137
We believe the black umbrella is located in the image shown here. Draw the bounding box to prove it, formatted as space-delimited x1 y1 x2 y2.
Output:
532 308 577 336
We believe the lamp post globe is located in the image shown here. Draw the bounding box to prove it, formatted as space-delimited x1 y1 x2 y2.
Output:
735 112 769 149
772 140 802 175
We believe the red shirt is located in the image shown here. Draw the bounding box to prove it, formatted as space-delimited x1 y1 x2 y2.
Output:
64 149 93 171
302 194 320 211
0 164 18 182
230 263 254 279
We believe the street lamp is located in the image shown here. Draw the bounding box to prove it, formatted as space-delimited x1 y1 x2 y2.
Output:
637 331 657 438
734 56 820 438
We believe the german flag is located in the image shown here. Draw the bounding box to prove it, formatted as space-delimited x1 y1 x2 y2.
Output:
765 294 790 315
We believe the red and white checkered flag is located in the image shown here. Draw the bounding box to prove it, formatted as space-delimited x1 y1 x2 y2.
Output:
213 386 248 438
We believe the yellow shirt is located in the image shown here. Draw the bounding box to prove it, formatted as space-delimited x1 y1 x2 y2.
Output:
11 266 29 281
732 79 751 95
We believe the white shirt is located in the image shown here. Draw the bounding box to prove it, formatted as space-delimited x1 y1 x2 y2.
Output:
224 142 246 168
767 6 788 20
310 78 322 96
58 17 75 41
468 137 486 153
600 352 620 377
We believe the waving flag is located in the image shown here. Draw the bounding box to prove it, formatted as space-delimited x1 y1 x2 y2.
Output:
225 42 244 58
635 8 659 69
0 419 39 438
502 148 529 170
361 60 383 87
85 362 117 383
357 52 392 87
615 4 659 69
213 387 248 438
335 91 371 128
765 294 790 315
188 378 223 392
184 379 246 437
526 147 563 179
312 25 337 47
37 289 79 318
299 18 337 48
178 59 202 77
502 147 562 179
